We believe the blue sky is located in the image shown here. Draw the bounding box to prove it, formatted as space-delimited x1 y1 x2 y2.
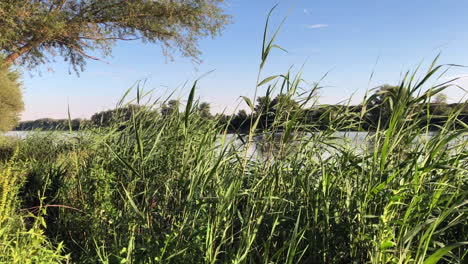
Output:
20 0 468 120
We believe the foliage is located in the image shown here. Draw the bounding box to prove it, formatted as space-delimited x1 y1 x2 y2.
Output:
0 136 17 161
15 118 86 131
0 154 68 263
0 0 230 72
198 102 212 119
2 7 467 263
365 84 411 128
6 57 468 263
433 93 448 104
90 104 151 128
253 94 300 129
161 99 180 117
432 93 451 116
14 100 468 133
0 62 24 131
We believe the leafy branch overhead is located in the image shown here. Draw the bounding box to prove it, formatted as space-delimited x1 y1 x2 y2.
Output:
0 0 230 72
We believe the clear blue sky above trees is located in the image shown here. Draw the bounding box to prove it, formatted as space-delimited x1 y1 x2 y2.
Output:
21 0 468 120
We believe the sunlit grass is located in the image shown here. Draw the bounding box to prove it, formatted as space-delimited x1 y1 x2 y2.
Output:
0 7 467 264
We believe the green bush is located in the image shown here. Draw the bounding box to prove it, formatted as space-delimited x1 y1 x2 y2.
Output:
10 67 467 263
3 9 467 263
0 156 68 263
0 61 24 132
0 136 16 161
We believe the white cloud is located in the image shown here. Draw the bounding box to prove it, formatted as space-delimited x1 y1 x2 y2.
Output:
307 24 328 29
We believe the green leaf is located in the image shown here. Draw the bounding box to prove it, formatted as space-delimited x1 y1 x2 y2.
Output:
106 143 141 178
184 81 197 129
241 96 254 111
283 112 298 144
257 75 280 87
117 84 135 107
423 242 468 264
122 186 145 220
67 104 72 133
271 44 288 53
380 241 394 250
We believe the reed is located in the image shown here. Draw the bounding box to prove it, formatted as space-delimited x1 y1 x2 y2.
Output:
0 7 466 264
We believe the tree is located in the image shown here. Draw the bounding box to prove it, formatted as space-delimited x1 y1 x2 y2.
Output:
0 0 230 72
254 96 273 115
0 63 24 131
161 99 180 117
254 94 299 129
432 93 450 116
230 109 249 131
367 85 401 106
90 104 145 127
365 84 411 128
198 102 211 119
254 96 274 129
270 94 299 115
433 93 448 104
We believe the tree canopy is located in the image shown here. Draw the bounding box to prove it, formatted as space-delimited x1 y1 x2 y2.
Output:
433 93 448 104
198 102 211 118
0 0 230 72
365 84 412 127
0 63 24 131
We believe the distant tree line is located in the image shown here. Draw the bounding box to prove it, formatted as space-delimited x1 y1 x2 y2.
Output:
14 87 468 132
15 118 86 131
14 100 212 131
216 95 468 133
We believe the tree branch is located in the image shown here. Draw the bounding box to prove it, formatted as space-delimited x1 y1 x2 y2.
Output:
79 36 142 41
68 43 108 64
3 39 43 66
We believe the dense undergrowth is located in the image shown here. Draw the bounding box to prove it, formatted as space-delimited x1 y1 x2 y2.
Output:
1 67 467 264
1 9 467 264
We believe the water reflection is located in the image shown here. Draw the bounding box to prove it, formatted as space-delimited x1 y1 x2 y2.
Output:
5 131 465 161
221 132 375 161
221 131 466 162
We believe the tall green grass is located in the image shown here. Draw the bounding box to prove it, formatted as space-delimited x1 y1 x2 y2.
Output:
0 152 68 263
1 8 467 263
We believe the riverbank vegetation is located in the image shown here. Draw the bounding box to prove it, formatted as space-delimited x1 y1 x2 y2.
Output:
1 6 467 264
14 94 468 132
2 58 467 264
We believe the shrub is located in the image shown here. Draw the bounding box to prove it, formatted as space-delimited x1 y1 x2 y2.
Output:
0 61 24 131
0 136 16 161
0 155 68 263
